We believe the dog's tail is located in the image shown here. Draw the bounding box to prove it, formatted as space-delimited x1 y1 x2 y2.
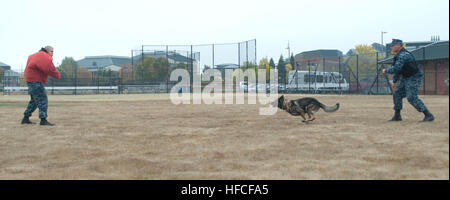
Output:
320 103 340 113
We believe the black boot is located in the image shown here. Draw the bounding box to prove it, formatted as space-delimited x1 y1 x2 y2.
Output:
40 118 55 126
21 116 34 124
389 109 402 121
420 110 435 122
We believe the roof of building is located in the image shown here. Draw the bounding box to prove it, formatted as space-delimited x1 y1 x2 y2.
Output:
379 41 449 64
215 63 239 69
393 40 434 46
295 49 343 59
385 40 436 57
77 56 131 69
3 70 19 77
132 51 196 64
0 61 11 68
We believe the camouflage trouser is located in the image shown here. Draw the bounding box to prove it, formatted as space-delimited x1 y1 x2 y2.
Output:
24 82 48 119
393 72 428 112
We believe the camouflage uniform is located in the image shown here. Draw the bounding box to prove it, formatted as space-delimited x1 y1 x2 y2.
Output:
23 82 48 119
386 48 428 112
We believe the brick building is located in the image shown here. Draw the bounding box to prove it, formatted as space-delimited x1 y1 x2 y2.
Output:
379 41 449 95
294 49 343 71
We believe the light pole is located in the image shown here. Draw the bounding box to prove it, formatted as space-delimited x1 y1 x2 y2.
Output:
381 31 387 52
286 41 290 59
93 62 99 94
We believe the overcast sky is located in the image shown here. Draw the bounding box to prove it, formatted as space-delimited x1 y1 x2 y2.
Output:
1 0 449 72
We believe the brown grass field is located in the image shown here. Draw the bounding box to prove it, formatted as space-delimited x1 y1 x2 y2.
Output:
0 94 448 180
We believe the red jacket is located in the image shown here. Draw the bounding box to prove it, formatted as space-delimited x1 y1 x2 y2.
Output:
24 51 61 84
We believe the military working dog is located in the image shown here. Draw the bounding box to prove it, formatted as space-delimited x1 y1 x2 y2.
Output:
271 95 339 123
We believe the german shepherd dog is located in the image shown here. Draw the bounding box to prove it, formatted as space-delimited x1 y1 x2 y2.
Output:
271 95 339 123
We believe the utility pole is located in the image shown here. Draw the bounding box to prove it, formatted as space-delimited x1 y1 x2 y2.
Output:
286 41 290 60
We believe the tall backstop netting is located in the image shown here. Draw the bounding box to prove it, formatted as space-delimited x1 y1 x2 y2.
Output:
125 39 257 94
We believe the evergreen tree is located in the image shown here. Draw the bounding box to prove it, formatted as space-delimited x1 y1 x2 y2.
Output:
290 54 295 69
277 55 286 84
269 58 276 69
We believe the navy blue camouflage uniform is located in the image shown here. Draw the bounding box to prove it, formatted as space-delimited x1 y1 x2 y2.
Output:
386 48 428 112
23 82 48 119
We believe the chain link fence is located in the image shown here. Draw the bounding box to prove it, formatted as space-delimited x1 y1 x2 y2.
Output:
279 52 448 95
2 42 448 95
1 39 258 95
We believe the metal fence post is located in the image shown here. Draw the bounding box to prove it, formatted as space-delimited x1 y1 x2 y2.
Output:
296 62 298 92
5 76 8 95
435 62 438 95
131 50 134 81
190 45 193 93
423 47 426 95
237 43 240 91
356 55 359 94
97 69 100 94
51 79 54 95
246 41 249 93
338 56 341 93
166 45 169 93
74 77 77 95
141 45 144 81
212 44 215 70
323 57 325 90
308 60 311 93
4 76 6 95
118 77 122 94
376 52 380 94
314 63 317 94
254 40 257 92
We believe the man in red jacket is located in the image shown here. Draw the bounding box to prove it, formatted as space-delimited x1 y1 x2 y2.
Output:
21 46 61 126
